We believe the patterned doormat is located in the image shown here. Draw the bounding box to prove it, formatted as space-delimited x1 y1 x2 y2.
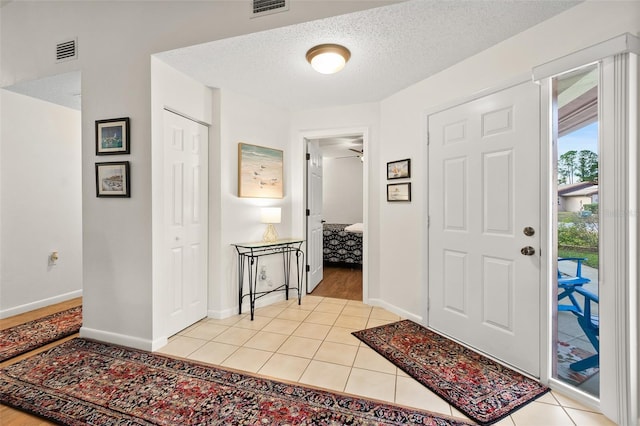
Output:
352 320 549 425
0 338 473 425
556 341 599 386
0 306 82 362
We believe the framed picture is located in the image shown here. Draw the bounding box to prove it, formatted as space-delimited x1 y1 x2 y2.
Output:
96 117 130 155
387 183 411 202
238 143 283 198
96 161 130 198
387 158 411 180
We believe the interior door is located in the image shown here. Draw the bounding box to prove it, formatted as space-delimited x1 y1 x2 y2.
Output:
163 110 208 336
428 82 541 376
307 139 323 292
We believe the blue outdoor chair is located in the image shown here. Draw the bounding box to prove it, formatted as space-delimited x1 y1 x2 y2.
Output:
557 257 591 314
569 286 599 371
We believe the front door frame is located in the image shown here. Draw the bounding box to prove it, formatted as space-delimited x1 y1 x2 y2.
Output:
534 33 639 424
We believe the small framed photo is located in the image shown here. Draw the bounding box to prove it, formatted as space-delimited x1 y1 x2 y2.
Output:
96 161 130 198
387 158 411 179
96 117 130 155
387 183 411 202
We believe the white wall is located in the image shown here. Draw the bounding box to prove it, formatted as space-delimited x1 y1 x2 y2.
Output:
323 156 363 224
0 90 82 317
378 0 640 318
215 88 292 318
0 0 388 348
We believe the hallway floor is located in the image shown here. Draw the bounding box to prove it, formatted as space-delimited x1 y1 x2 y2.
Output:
158 295 614 426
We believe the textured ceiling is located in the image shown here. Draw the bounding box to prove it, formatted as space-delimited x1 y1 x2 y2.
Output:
3 1 579 113
157 0 579 111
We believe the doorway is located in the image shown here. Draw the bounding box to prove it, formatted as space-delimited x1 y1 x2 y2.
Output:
305 133 364 300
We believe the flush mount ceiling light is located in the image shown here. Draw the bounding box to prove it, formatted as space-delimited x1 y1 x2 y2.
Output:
306 44 351 75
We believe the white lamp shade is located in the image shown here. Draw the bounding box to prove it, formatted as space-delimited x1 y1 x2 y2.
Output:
261 207 281 224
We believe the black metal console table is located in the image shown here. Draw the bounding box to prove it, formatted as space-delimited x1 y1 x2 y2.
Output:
232 238 304 320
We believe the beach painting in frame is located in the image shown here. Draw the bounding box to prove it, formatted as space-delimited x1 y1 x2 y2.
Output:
96 117 130 155
238 143 283 198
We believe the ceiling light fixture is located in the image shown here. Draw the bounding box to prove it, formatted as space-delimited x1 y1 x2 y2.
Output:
306 44 351 75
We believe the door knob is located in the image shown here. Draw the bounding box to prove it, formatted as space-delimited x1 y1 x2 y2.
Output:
520 246 535 256
523 227 535 236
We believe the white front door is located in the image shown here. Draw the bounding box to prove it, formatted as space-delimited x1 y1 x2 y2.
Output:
428 82 541 376
163 110 208 336
307 139 323 292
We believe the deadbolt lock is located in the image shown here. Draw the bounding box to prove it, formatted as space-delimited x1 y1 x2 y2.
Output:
523 227 535 236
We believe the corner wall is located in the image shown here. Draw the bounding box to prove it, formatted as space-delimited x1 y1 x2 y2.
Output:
0 90 82 317
323 156 363 224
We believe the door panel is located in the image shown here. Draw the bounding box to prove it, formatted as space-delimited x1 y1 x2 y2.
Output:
428 82 540 376
164 110 208 336
307 140 323 292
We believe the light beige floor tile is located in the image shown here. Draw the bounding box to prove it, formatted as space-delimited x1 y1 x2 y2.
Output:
212 327 256 346
536 392 560 405
313 341 358 366
232 315 273 331
299 360 351 392
243 330 288 352
177 322 202 336
341 305 372 318
292 322 331 340
258 353 311 382
277 336 322 358
320 297 348 306
344 368 395 403
301 295 325 304
564 407 616 426
253 305 286 318
395 376 451 415
183 323 229 340
157 336 207 358
205 315 245 326
365 318 394 328
552 391 599 412
187 341 239 365
493 416 516 425
325 326 361 346
334 314 368 329
277 308 311 321
353 346 397 374
313 302 346 314
261 318 301 335
346 300 367 307
510 401 575 425
304 311 339 326
370 307 401 321
220 347 272 373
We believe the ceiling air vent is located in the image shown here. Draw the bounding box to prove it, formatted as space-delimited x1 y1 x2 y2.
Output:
56 38 77 63
251 0 288 18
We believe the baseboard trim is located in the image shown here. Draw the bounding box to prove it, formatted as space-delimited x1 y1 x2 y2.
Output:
0 290 83 319
80 326 155 352
367 298 422 323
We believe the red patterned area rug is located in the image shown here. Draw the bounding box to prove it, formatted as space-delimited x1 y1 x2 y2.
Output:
0 306 82 362
0 338 473 425
352 320 549 425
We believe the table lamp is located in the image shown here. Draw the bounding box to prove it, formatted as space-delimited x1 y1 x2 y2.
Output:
261 207 281 242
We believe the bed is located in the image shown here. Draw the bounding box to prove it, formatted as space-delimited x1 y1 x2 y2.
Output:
323 223 363 265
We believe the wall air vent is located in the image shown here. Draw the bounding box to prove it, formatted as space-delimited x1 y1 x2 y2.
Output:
56 38 77 63
252 0 288 18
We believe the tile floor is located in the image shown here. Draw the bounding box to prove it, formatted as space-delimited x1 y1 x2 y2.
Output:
158 295 614 425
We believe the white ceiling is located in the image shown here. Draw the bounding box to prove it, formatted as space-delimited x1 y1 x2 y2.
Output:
3 0 579 114
157 0 579 111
